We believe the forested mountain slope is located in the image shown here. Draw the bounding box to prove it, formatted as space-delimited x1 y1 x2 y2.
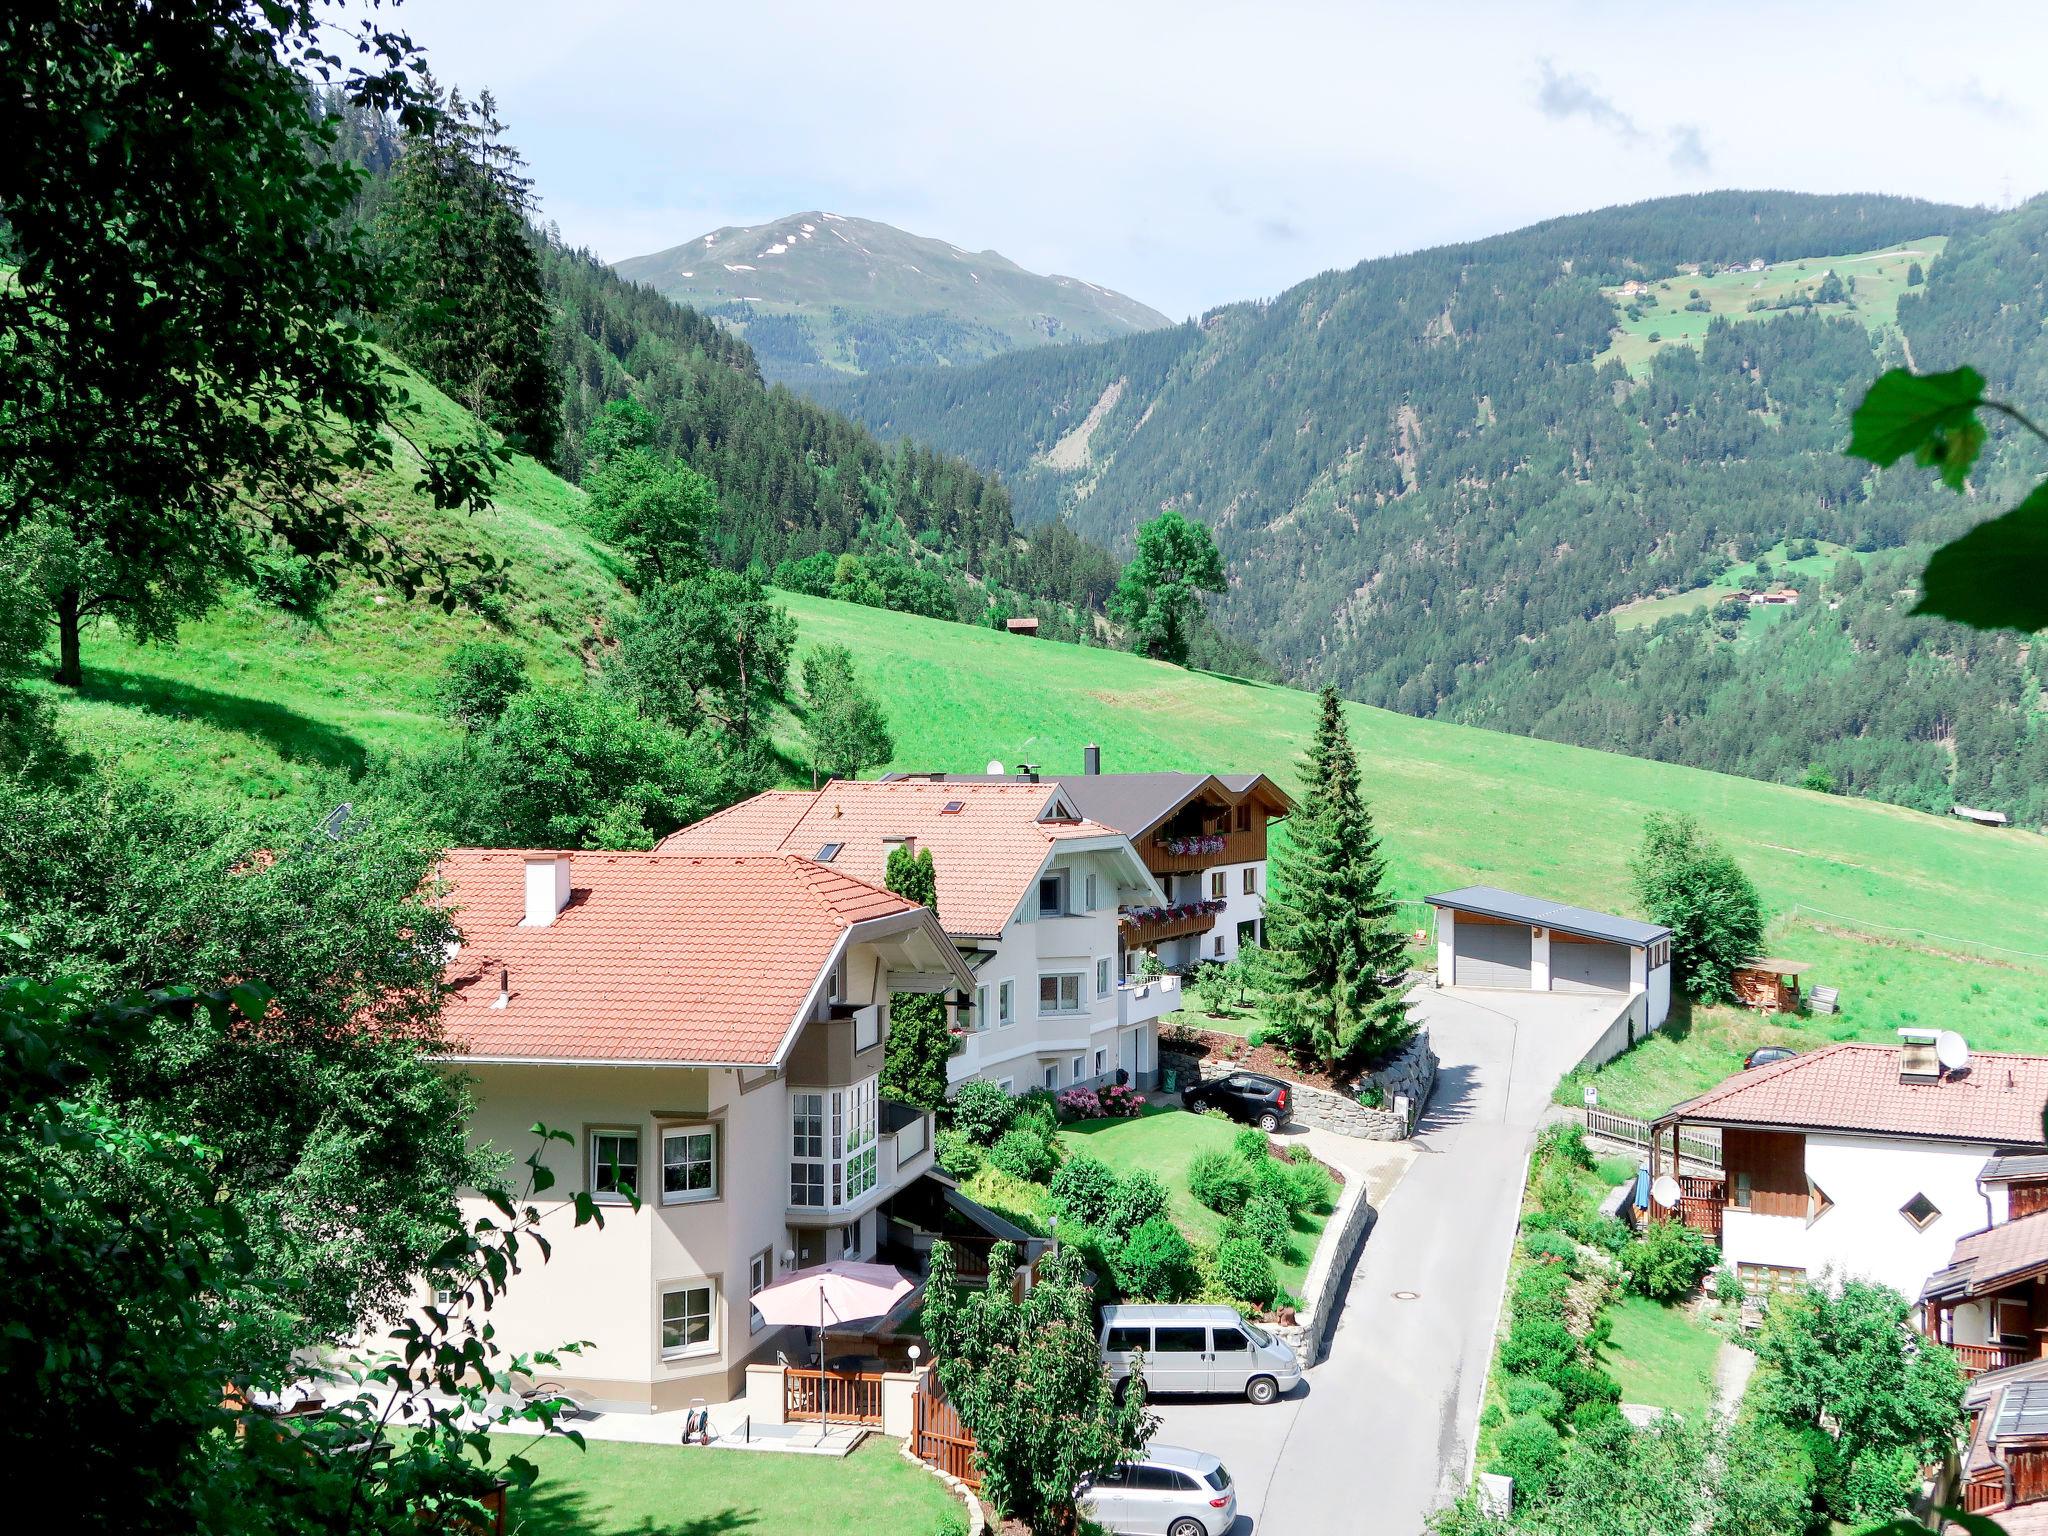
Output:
816 191 2048 824
614 212 1170 386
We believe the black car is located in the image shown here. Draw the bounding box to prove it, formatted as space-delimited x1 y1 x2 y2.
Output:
1743 1045 1799 1070
1183 1071 1291 1131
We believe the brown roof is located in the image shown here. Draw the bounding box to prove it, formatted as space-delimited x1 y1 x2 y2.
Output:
1661 1042 2048 1145
1932 1211 2048 1300
435 849 926 1065
658 781 1149 937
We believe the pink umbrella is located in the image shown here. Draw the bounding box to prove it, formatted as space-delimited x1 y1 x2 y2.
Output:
751 1262 915 1438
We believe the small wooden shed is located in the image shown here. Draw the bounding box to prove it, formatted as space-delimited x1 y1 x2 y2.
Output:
1731 958 1811 1014
1003 616 1040 636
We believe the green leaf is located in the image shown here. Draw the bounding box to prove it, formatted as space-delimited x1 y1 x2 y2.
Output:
1849 367 1986 478
1915 484 2048 632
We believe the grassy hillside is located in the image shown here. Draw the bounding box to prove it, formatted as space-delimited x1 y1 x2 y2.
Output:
774 595 2048 1078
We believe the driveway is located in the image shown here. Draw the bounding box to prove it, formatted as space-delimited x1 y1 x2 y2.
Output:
1153 985 1627 1535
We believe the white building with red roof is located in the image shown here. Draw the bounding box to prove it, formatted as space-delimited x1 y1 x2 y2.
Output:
660 779 1171 1097
1650 1031 2048 1305
430 848 972 1412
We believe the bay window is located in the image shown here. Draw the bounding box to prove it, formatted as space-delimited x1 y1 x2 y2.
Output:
789 1076 879 1210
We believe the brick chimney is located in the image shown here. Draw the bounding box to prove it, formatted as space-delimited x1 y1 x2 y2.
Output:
521 853 572 927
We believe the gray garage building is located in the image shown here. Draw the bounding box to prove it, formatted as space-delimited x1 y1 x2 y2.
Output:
1428 885 1673 1030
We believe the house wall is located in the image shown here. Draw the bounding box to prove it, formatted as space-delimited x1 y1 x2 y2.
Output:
1647 959 1671 1030
1719 1133 1999 1300
949 846 1155 1095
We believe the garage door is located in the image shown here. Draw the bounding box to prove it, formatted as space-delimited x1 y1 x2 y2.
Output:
1454 921 1532 988
1550 936 1632 993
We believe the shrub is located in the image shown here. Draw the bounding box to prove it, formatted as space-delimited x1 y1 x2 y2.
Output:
987 1126 1057 1182
1627 1219 1717 1301
934 1128 982 1180
1500 1317 1575 1377
1571 1397 1623 1435
1503 1376 1566 1425
950 1080 1015 1146
1713 1265 1745 1305
1490 1413 1564 1501
1106 1169 1169 1236
1234 1192 1292 1257
1213 1235 1278 1308
1544 1360 1622 1414
1114 1217 1199 1302
1097 1083 1145 1118
1249 1155 1303 1216
1233 1126 1272 1163
1048 1156 1119 1228
1188 1149 1254 1215
1055 1087 1102 1121
1567 1213 1635 1258
1511 1262 1571 1323
1013 1095 1060 1142
1286 1157 1338 1214
1520 1209 1560 1233
1842 1444 1919 1521
1521 1230 1578 1269
1535 1121 1595 1172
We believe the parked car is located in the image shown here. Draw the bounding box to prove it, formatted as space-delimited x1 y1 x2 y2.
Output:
1182 1069 1290 1131
1743 1045 1799 1070
1099 1303 1301 1405
1077 1444 1237 1536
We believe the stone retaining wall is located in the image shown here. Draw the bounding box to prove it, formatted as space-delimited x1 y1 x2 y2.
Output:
1163 1029 1439 1141
1272 1158 1380 1366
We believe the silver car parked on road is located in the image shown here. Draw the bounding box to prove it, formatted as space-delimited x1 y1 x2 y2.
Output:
1077 1445 1238 1536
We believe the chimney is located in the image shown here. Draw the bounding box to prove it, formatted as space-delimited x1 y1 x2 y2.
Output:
522 853 571 927
1084 743 1101 776
1898 1028 1939 1083
491 967 510 1010
1016 762 1038 783
883 834 916 857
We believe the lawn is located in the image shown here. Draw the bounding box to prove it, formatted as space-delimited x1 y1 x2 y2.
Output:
499 1433 964 1536
1597 1295 1722 1417
1557 998 1826 1120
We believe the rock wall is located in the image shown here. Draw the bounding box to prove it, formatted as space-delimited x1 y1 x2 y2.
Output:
1166 1030 1439 1141
1273 1166 1380 1366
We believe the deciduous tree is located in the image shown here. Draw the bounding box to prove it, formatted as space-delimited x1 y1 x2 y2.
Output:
801 643 896 784
605 571 795 748
1628 812 1765 1003
881 844 951 1111
1108 509 1227 665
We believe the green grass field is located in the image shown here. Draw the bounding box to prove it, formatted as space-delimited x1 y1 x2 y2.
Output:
1597 1296 1722 1417
1609 540 1874 631
499 1432 962 1536
1597 238 1945 374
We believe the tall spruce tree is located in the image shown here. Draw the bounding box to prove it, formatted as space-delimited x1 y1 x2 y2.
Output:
1258 686 1411 1075
881 845 953 1110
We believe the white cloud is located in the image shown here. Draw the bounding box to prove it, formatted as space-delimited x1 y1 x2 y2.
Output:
391 0 2048 318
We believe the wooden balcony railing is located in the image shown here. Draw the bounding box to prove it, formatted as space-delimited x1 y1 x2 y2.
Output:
784 1367 884 1425
1952 1341 2032 1378
1146 826 1267 874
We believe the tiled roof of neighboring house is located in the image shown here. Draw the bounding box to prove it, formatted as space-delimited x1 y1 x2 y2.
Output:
658 781 1148 938
1426 885 1670 947
435 849 923 1066
1662 1041 2048 1145
1986 1153 2048 1182
1923 1210 2048 1302
880 769 1293 841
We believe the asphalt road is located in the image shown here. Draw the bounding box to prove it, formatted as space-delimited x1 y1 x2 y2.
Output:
1153 987 1625 1535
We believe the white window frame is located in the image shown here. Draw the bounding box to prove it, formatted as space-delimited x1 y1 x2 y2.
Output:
1095 1048 1107 1076
589 1128 640 1204
997 978 1015 1028
997 1076 1016 1094
841 1220 860 1260
1243 867 1257 896
790 1092 826 1208
1084 872 1098 912
1038 972 1084 1015
1071 1054 1085 1082
975 983 990 1032
660 1280 717 1360
748 1249 772 1334
660 1125 718 1205
1043 1063 1059 1090
789 1076 879 1211
1096 957 1112 998
1038 871 1067 917
1210 870 1226 900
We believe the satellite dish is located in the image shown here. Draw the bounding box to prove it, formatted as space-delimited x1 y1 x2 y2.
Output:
986 759 1006 776
1651 1175 1682 1209
1937 1031 1971 1072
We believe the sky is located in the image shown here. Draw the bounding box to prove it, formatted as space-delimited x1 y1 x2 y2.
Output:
388 0 2048 319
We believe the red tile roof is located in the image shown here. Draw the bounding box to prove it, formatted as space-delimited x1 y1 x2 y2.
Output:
1663 1042 2048 1145
657 781 1142 937
434 849 921 1065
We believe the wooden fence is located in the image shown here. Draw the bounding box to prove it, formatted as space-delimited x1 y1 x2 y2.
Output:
1953 1342 2032 1379
783 1367 883 1426
1583 1107 1723 1170
911 1379 979 1490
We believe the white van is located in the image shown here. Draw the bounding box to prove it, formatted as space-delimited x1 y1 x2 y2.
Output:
1098 1303 1301 1405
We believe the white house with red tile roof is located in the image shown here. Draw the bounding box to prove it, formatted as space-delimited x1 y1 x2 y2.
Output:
429 848 973 1412
1651 1032 2048 1304
660 780 1171 1096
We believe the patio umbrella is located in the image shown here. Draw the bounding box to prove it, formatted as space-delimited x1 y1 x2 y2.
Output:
750 1262 915 1440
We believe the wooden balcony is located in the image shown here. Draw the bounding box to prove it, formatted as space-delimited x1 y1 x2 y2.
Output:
1145 825 1267 875
1648 1173 1727 1240
1119 903 1221 946
1953 1341 2034 1378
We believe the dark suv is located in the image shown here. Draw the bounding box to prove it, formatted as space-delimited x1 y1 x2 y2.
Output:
1183 1071 1290 1131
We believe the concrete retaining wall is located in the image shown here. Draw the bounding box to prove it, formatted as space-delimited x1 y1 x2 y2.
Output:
1574 991 1653 1072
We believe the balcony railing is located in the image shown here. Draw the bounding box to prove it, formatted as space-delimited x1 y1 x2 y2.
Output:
1953 1341 2032 1378
1120 900 1224 945
1146 826 1267 874
1117 973 1180 1028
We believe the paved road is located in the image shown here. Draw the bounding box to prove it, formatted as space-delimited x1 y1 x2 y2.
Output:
1154 987 1624 1535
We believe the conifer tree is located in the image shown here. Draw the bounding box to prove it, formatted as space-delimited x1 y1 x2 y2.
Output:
881 845 952 1111
1258 686 1411 1075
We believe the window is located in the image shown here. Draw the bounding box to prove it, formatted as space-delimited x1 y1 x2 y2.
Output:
1806 1178 1833 1225
1732 1170 1753 1210
589 1130 640 1203
748 1250 772 1333
1071 1054 1085 1082
1043 1063 1058 1090
1213 935 1225 958
1104 1325 1150 1353
790 1078 877 1210
975 983 990 1032
1236 803 1251 832
815 842 843 862
840 1220 860 1259
660 1282 715 1358
1039 973 1083 1014
1038 873 1066 916
1901 1192 1942 1230
1134 1466 1199 1492
1210 870 1226 899
1737 1262 1806 1298
1154 1326 1206 1354
1211 1326 1250 1352
940 799 964 815
997 1076 1015 1095
1095 1049 1106 1076
997 979 1015 1028
661 1126 718 1205
1243 867 1257 896
1084 873 1097 911
855 1004 881 1052
1096 957 1112 998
